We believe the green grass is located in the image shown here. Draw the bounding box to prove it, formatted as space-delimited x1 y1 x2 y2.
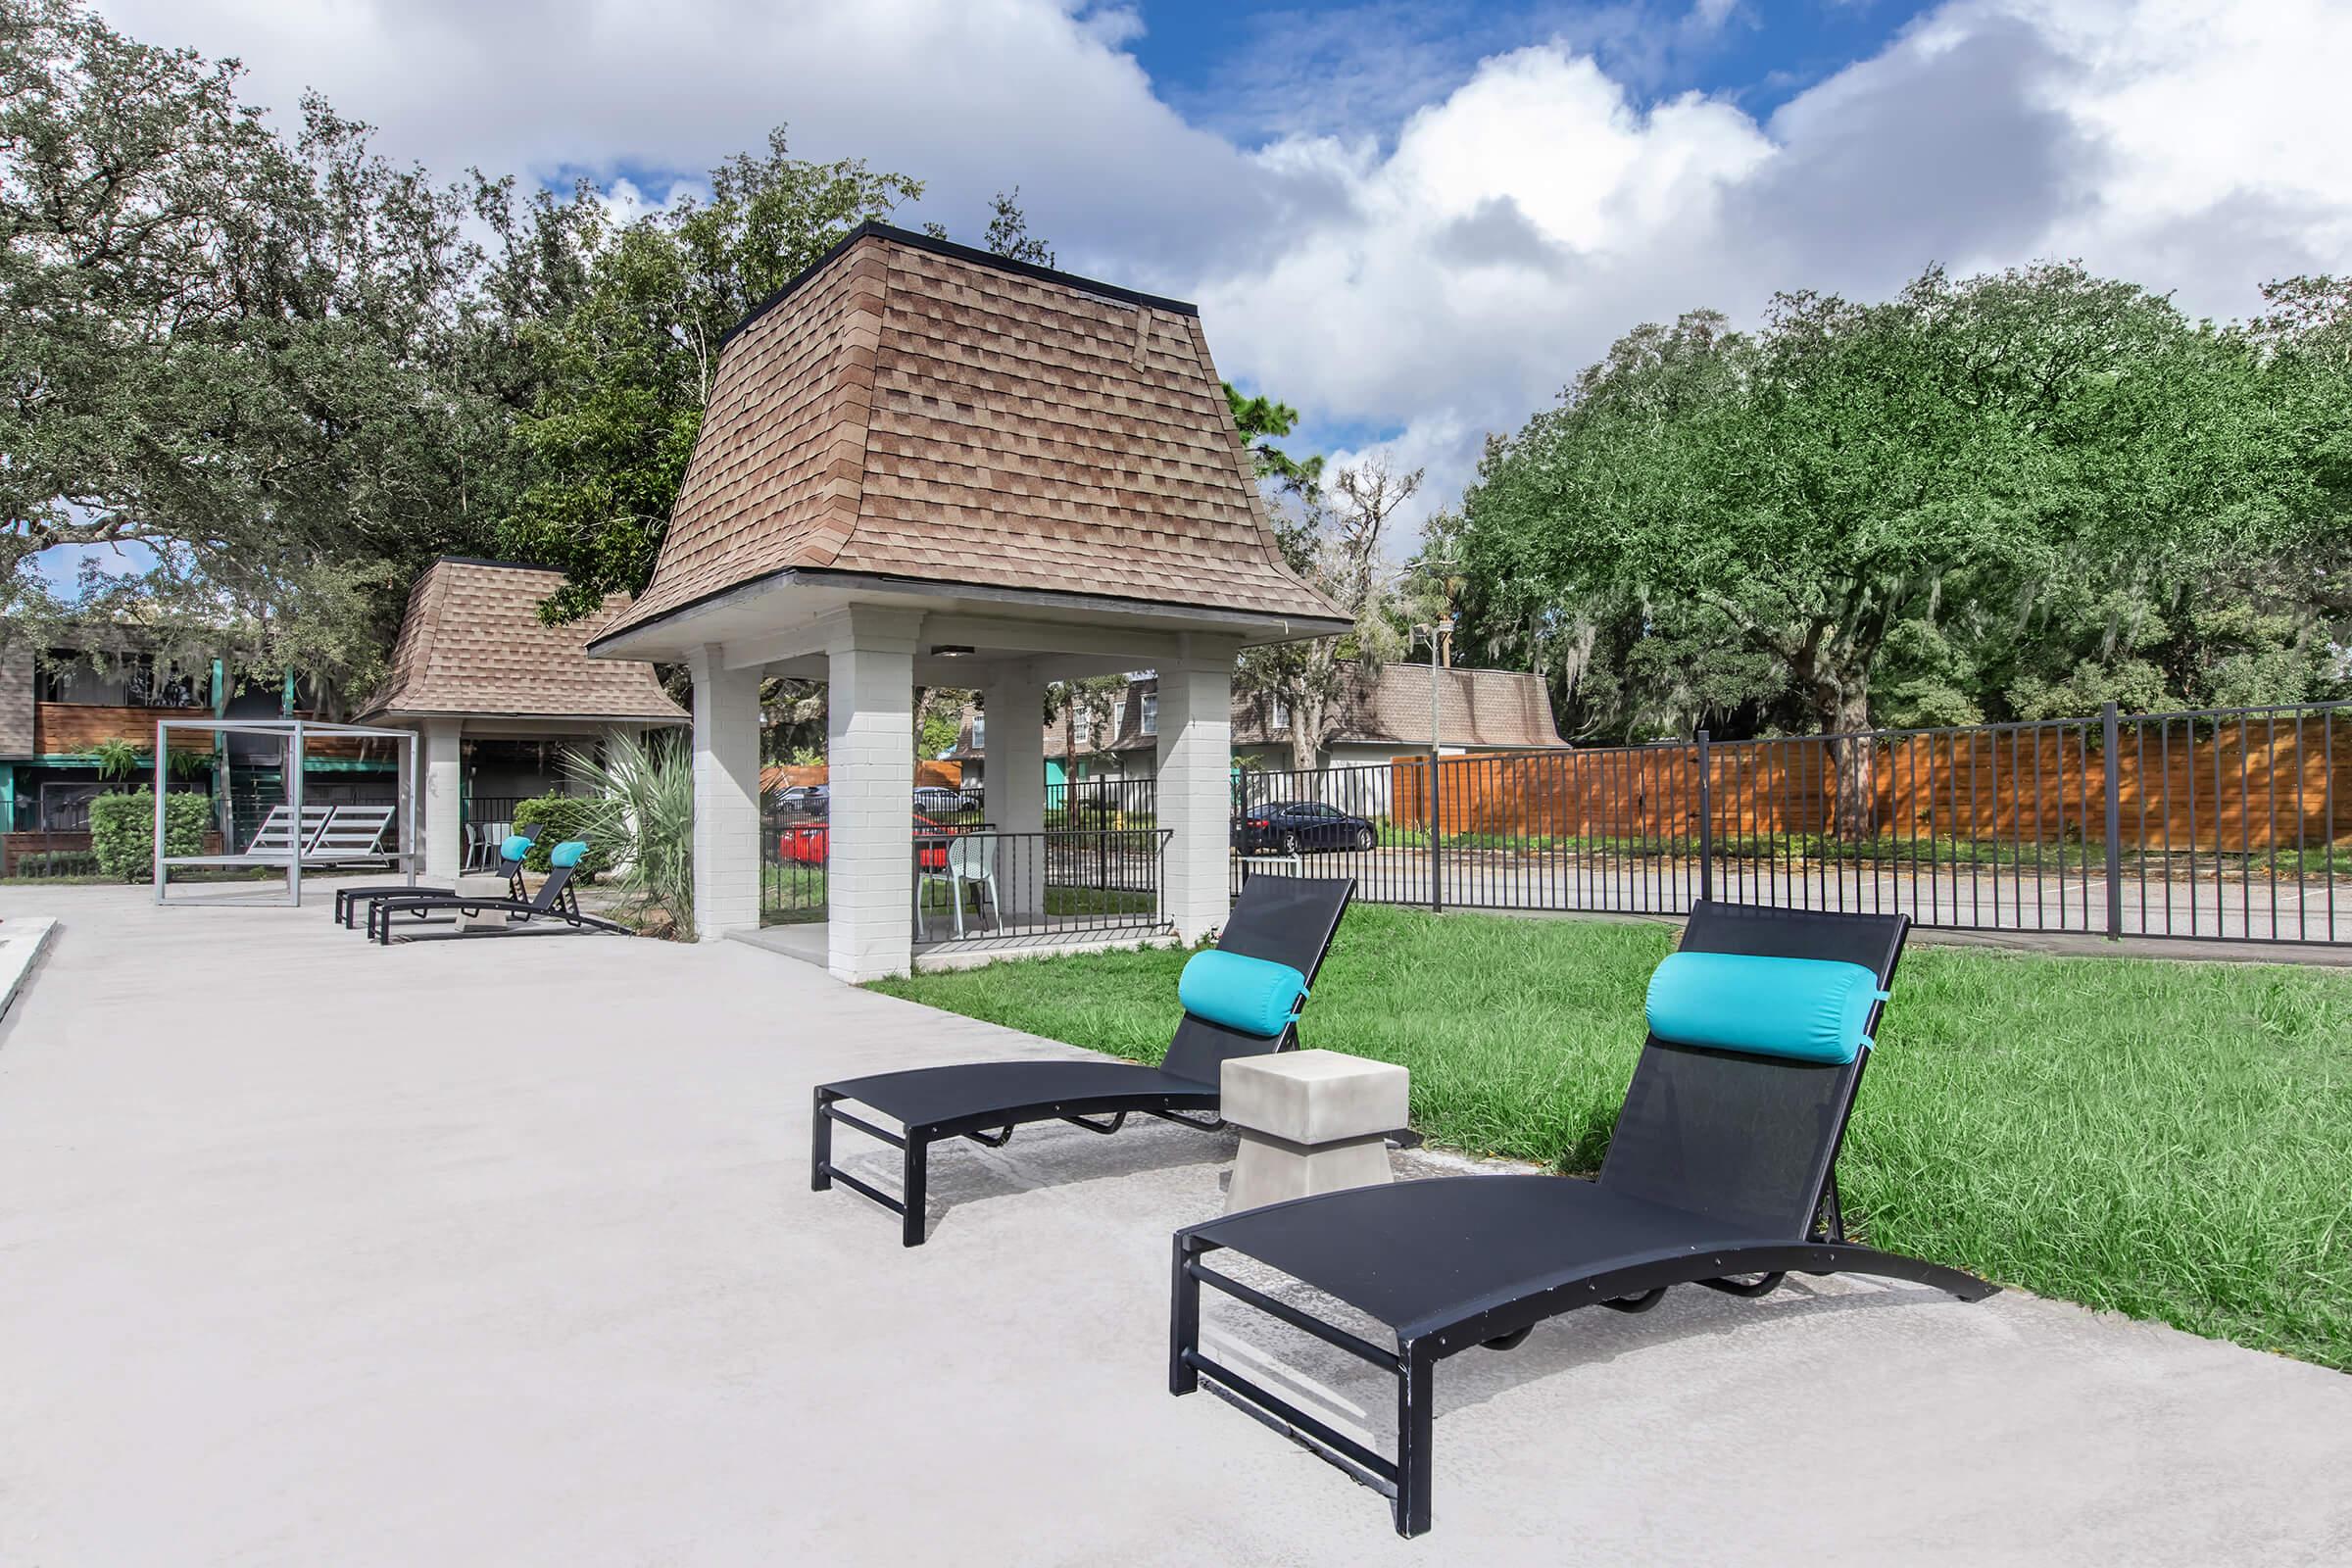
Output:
872 905 2352 1370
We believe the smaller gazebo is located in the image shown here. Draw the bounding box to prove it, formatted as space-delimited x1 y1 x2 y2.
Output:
589 224 1348 980
358 558 687 878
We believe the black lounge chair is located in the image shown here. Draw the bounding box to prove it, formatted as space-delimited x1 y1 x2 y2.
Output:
813 873 1355 1247
1169 900 1997 1538
368 841 629 943
335 827 538 930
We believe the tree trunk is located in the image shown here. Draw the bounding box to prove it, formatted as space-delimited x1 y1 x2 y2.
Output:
1825 680 1877 843
1288 688 1323 773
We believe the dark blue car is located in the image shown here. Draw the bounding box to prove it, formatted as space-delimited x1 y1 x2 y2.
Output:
1235 800 1378 855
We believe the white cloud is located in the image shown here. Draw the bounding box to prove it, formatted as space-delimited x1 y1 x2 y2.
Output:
1201 0 2352 536
86 0 2352 552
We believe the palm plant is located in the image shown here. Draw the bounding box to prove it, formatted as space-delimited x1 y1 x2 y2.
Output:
561 731 696 940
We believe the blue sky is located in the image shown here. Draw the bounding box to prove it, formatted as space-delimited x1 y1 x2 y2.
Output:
1131 1 1937 140
59 0 2352 585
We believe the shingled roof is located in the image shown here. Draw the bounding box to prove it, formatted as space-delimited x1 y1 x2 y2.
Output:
593 224 1346 647
1310 663 1569 750
360 559 687 724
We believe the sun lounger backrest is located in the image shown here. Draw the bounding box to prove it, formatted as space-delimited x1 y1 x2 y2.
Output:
1597 901 1907 1239
243 805 336 856
1162 875 1354 1087
309 804 395 857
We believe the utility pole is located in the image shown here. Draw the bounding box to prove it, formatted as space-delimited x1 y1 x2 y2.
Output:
1413 615 1454 912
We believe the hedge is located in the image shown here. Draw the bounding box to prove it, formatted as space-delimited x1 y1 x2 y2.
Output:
513 793 617 876
89 789 212 881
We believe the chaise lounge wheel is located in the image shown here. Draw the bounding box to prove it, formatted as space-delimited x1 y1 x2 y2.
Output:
1481 1326 1534 1351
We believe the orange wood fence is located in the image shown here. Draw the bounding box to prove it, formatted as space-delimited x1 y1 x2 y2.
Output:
1387 712 2352 853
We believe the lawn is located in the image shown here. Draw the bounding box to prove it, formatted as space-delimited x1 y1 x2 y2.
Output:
873 905 2352 1370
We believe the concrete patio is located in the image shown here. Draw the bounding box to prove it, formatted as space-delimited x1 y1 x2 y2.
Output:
2 884 2348 1565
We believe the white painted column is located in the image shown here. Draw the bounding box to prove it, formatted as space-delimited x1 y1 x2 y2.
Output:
1155 653 1240 943
826 608 921 981
422 717 465 880
689 645 763 943
981 665 1047 916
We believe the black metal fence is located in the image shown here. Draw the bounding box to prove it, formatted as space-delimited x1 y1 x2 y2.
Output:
464 795 528 829
759 789 1174 947
1232 699 2349 948
1049 774 1156 828
912 827 1170 944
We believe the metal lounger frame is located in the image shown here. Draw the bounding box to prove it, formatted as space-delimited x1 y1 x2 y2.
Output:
1166 902 1999 1537
813 1083 1227 1249
1168 1161 1997 1536
811 874 1356 1247
368 867 627 943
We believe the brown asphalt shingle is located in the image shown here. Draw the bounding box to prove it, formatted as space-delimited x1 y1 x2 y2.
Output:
599 226 1345 643
359 560 688 724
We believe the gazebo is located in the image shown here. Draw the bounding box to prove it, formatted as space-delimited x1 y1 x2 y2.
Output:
588 223 1347 980
359 558 688 878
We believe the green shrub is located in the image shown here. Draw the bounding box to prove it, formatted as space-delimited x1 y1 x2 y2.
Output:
513 793 618 877
88 789 211 881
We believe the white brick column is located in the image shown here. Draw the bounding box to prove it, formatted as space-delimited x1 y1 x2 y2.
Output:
421 717 465 880
689 645 763 943
1155 654 1239 943
980 666 1047 916
826 609 921 981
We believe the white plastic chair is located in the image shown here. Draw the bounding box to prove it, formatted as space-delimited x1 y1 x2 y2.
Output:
916 831 1000 941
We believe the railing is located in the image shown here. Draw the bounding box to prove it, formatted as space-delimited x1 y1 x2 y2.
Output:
1232 699 2349 947
912 826 1171 946
1048 775 1156 828
464 795 528 828
763 800 830 926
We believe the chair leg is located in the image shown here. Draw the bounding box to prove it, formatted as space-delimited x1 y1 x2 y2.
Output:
902 1134 929 1248
1170 1234 1205 1395
1394 1343 1436 1539
810 1089 834 1192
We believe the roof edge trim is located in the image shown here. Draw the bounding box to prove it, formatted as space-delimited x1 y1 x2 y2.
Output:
717 221 1200 355
587 564 1354 655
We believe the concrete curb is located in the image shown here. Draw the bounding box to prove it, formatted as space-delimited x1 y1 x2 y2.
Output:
0 916 58 1020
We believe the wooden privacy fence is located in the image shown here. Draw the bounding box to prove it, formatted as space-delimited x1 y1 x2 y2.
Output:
1390 704 2352 854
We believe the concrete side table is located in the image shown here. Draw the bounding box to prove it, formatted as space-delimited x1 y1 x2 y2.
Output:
1221 1050 1409 1214
451 873 513 931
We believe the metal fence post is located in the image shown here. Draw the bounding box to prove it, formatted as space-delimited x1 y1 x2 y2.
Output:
1427 751 1443 912
1695 729 1713 907
2101 702 2123 940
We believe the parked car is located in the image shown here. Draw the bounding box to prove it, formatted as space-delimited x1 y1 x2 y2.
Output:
911 785 978 815
777 784 829 816
1235 801 1378 855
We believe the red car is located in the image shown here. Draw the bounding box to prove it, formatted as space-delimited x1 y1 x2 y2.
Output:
781 812 965 869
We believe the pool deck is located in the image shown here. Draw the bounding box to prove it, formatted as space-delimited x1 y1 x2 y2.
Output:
1 883 2346 1565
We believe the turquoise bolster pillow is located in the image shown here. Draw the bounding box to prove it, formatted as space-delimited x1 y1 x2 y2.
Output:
1645 952 1887 1065
1179 950 1310 1038
548 840 589 869
500 834 533 862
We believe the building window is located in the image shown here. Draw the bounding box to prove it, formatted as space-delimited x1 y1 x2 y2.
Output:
1270 696 1289 731
1141 692 1158 737
971 715 986 751
1073 706 1092 746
